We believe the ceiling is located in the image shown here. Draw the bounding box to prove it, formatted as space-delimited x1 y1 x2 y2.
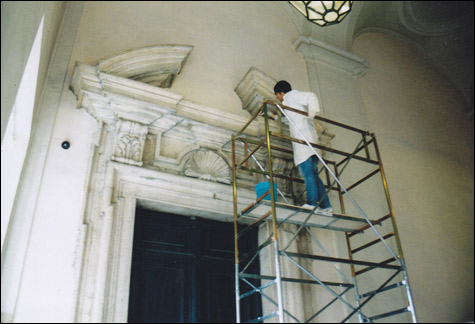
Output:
282 1 474 116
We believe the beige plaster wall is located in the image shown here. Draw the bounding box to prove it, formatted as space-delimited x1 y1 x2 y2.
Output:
68 1 310 118
0 1 66 142
352 32 474 323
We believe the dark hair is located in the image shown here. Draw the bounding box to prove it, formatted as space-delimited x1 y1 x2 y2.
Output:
274 80 292 94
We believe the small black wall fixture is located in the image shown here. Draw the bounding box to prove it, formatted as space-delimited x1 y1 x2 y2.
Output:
61 141 70 150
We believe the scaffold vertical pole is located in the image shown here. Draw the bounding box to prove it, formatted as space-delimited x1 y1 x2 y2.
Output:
372 135 418 323
263 102 284 323
232 135 241 323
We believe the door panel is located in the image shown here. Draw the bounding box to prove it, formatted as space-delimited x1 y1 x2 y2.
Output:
198 258 236 323
128 208 261 323
128 250 192 323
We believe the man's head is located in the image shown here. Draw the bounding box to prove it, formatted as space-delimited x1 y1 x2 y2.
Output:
274 80 291 102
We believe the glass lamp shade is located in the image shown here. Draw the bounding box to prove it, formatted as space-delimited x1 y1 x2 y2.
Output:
289 1 354 26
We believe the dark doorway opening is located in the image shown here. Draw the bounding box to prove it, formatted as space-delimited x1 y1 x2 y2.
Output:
128 208 261 323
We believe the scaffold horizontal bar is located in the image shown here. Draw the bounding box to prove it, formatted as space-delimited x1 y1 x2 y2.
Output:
238 211 272 238
239 273 353 288
345 168 381 193
368 307 409 321
336 137 375 167
236 105 263 137
239 239 272 264
355 257 400 276
348 214 391 237
247 311 279 323
359 281 406 299
238 138 266 167
284 252 401 270
238 166 304 183
264 100 371 136
271 132 380 165
351 233 395 254
240 190 271 215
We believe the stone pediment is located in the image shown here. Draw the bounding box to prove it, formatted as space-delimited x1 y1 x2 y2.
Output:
97 45 193 88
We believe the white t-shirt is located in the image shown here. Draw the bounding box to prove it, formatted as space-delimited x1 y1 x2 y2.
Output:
282 90 320 166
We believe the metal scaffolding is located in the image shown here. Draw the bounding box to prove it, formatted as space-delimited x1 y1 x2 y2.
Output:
231 100 417 323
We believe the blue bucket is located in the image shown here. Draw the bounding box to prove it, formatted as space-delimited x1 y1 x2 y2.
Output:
255 181 278 201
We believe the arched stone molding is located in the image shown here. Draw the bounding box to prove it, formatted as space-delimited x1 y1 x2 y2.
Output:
97 45 193 88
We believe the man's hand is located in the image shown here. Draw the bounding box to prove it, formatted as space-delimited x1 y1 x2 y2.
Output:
259 111 276 120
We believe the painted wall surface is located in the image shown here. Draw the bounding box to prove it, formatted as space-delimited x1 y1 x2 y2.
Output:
352 32 474 323
0 1 66 141
68 1 310 118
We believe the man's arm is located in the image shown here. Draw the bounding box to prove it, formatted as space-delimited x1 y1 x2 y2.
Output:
306 92 320 119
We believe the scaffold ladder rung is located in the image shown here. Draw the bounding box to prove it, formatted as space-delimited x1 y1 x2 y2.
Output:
247 311 279 323
284 252 401 270
239 272 353 288
368 307 410 321
359 281 406 299
355 257 400 276
351 232 395 254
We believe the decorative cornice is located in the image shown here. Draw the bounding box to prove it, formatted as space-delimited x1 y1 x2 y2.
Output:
71 63 261 136
293 36 369 77
70 62 293 179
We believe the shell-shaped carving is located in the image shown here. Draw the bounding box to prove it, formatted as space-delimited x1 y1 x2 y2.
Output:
184 150 230 184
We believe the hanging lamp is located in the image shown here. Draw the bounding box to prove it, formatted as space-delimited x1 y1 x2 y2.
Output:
289 1 354 27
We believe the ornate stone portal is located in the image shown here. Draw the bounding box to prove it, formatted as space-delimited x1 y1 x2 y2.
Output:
69 46 297 322
70 45 334 322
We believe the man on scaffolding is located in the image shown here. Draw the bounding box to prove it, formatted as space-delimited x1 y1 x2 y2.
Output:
273 80 333 215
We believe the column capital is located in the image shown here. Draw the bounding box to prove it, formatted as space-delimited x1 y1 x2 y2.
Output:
293 36 369 77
